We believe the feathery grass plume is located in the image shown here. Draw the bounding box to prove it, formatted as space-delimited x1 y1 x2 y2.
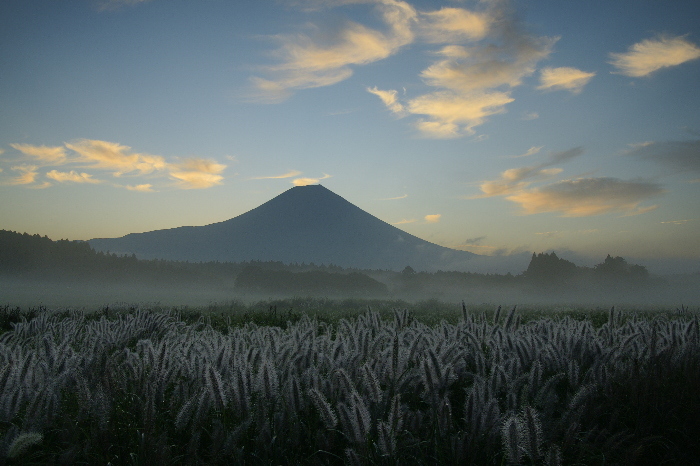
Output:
421 358 437 398
7 432 43 459
334 368 355 398
522 406 543 461
205 364 228 410
257 359 279 402
504 306 517 331
361 363 382 404
175 394 198 431
481 398 501 435
287 374 302 414
493 305 502 325
308 388 337 429
388 393 403 433
501 414 524 464
349 390 371 444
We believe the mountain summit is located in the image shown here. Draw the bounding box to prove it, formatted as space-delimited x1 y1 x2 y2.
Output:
89 185 477 271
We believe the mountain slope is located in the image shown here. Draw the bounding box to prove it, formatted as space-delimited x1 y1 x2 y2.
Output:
89 185 477 271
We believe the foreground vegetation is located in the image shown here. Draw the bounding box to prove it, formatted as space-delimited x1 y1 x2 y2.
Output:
1 302 698 464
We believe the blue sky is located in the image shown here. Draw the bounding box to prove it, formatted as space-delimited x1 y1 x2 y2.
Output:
1 0 699 273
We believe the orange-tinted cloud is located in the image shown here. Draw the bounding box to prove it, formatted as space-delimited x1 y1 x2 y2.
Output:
249 0 416 102
610 35 700 77
46 170 101 184
537 67 595 94
9 144 67 164
125 184 155 192
477 147 583 197
168 158 226 189
65 139 167 176
7 165 39 185
506 177 664 216
419 7 490 43
252 170 303 180
367 87 405 115
292 173 332 186
368 2 557 137
424 214 441 223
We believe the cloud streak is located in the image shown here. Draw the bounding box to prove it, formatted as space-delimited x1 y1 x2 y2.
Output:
169 159 226 189
506 177 664 217
628 139 700 173
249 0 416 102
368 1 557 137
252 170 303 180
46 170 101 184
610 35 700 77
65 139 167 176
6 165 40 186
537 67 595 94
9 144 67 164
474 147 662 216
2 139 227 190
292 173 332 186
379 193 408 200
477 147 583 197
251 0 557 137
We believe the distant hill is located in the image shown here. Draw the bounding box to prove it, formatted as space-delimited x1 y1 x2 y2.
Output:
89 185 477 271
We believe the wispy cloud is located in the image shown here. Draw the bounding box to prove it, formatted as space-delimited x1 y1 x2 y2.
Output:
510 145 543 158
506 177 664 217
292 173 332 186
9 144 67 164
252 170 303 180
476 147 583 197
125 184 155 192
379 193 408 200
424 213 441 223
627 139 700 173
248 0 416 102
537 67 595 94
475 147 661 216
368 1 557 137
463 235 486 245
367 87 406 115
46 170 101 184
3 139 227 190
661 219 691 225
418 7 490 43
609 35 700 77
251 0 556 137
169 158 226 189
392 218 416 224
65 139 167 176
6 165 40 186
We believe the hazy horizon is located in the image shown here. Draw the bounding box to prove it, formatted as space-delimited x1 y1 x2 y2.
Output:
1 0 699 276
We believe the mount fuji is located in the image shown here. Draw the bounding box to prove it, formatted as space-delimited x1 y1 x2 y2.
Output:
89 185 479 271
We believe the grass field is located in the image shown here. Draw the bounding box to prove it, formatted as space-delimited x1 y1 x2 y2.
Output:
0 299 698 464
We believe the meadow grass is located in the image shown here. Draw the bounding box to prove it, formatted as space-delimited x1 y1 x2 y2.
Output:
0 299 698 464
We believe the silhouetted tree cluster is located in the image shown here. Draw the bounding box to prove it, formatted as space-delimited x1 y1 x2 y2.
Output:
524 252 578 284
593 254 649 283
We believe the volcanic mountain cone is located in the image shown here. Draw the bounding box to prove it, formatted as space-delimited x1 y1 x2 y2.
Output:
89 185 476 271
